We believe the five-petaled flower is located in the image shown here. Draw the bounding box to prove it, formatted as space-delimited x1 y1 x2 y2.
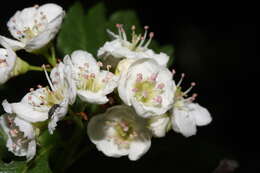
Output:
0 3 64 52
87 105 151 161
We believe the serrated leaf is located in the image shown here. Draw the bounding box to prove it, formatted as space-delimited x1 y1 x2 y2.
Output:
57 2 107 56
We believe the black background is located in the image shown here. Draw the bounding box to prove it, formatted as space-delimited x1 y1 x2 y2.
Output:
0 0 258 172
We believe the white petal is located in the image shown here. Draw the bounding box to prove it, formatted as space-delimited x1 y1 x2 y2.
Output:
14 117 34 139
0 36 25 51
77 90 108 104
26 140 36 161
188 103 212 126
149 115 170 138
172 108 197 137
2 99 13 114
95 138 129 158
11 102 48 122
37 3 64 22
96 70 118 95
48 99 69 134
71 50 99 74
129 139 151 161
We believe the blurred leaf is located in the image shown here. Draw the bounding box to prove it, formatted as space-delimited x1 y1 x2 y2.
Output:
57 2 107 56
0 160 26 173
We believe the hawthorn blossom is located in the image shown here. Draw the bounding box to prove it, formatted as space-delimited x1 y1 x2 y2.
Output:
171 75 212 137
0 45 16 84
98 25 169 67
64 50 118 104
87 105 151 161
0 113 36 161
118 58 175 118
0 3 64 52
2 62 76 134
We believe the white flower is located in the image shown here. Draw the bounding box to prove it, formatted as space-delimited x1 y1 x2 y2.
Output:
147 114 170 138
170 77 212 137
118 58 175 118
2 62 76 134
0 3 64 52
64 50 118 104
171 102 212 137
0 45 16 84
0 113 36 161
98 25 169 67
87 105 151 161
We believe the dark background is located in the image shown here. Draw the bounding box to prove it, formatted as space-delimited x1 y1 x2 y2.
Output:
0 0 258 172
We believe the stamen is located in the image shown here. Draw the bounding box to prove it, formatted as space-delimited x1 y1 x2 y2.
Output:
120 27 127 41
42 64 55 91
37 84 42 88
144 32 154 48
177 73 185 87
116 24 123 39
97 61 103 67
149 73 158 81
138 26 149 47
157 83 165 89
136 73 143 82
183 82 196 95
29 88 34 92
106 65 112 71
171 69 176 75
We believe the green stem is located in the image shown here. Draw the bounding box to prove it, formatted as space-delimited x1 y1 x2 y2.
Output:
28 65 43 71
43 45 57 67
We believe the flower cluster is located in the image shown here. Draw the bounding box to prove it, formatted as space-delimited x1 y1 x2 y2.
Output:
0 3 212 162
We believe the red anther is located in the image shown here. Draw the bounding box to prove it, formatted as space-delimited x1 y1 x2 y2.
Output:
149 32 154 38
191 82 196 86
116 24 121 28
144 26 149 30
29 88 34 92
181 73 185 78
37 85 42 88
171 69 176 74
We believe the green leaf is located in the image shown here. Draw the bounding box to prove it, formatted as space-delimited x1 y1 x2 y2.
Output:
57 2 107 56
0 160 26 173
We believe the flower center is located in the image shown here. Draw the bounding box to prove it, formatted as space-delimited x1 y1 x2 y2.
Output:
11 10 48 42
132 73 164 107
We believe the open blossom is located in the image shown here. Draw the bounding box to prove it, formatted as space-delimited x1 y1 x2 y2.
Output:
118 58 175 118
0 3 64 52
0 40 31 85
0 113 36 161
98 25 169 67
87 105 151 161
64 50 118 104
0 45 16 84
2 62 76 134
171 76 212 137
